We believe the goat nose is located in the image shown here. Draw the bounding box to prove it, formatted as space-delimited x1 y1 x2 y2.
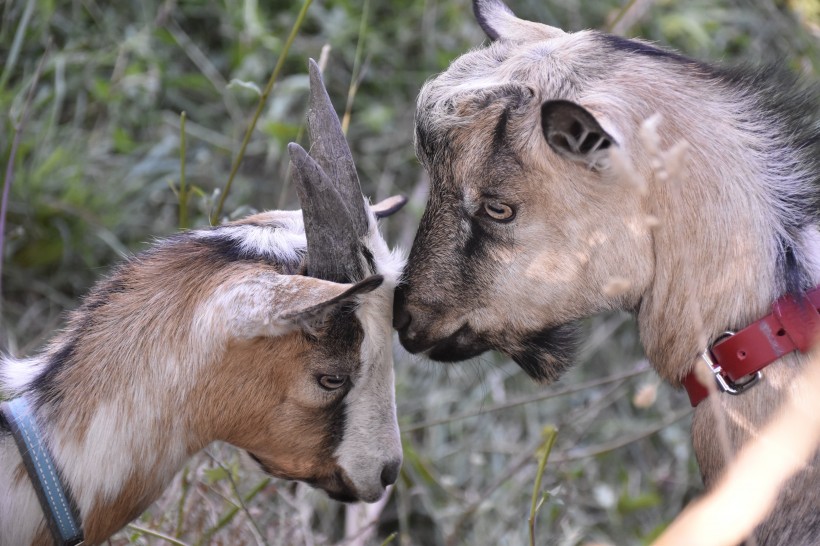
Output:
393 288 412 331
380 459 402 488
393 304 411 332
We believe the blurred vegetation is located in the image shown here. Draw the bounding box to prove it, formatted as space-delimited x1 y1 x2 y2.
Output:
1 0 818 544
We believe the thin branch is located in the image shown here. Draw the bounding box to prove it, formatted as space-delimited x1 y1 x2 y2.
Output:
178 111 189 229
552 407 692 463
127 524 192 546
210 0 314 224
529 426 558 546
402 362 650 433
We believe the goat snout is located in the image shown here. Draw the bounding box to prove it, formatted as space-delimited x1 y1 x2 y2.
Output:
393 287 438 353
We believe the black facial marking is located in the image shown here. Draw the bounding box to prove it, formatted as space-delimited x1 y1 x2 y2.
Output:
464 217 491 259
510 322 581 383
323 397 348 453
313 306 363 455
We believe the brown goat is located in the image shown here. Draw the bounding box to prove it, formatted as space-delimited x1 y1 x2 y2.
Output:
0 60 405 546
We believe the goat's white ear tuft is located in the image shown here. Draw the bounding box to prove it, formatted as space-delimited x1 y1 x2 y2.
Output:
371 195 407 219
473 0 565 42
541 100 617 171
281 275 384 331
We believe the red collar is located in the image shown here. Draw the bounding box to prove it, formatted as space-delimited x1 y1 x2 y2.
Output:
682 285 820 406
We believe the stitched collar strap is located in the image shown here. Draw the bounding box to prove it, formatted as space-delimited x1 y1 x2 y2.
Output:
683 285 820 407
1 396 84 546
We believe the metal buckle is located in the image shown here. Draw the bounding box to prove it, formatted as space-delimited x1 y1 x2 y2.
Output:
701 331 762 396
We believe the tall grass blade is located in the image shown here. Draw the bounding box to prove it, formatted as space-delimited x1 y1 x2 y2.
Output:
210 0 314 224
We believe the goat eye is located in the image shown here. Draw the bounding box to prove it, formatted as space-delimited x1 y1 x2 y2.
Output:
317 374 348 390
483 202 515 222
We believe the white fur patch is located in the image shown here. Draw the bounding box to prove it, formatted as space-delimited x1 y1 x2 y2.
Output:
0 355 46 396
192 210 307 264
334 217 405 502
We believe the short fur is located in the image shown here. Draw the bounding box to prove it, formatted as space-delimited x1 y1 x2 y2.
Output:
395 1 820 543
0 205 405 545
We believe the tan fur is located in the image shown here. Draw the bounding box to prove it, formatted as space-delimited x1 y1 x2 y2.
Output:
31 527 51 546
2 203 403 544
398 2 820 543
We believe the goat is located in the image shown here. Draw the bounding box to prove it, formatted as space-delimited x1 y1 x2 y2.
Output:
0 60 406 546
393 0 820 543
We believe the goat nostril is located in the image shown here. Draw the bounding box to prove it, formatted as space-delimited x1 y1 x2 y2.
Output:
380 459 401 488
393 307 411 331
392 297 412 331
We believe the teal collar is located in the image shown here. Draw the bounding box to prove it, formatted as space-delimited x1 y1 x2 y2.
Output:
1 396 84 546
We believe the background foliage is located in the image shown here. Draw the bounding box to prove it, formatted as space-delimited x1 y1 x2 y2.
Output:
1 0 818 544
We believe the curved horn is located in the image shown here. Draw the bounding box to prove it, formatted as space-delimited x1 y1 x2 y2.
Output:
306 59 370 239
288 142 364 283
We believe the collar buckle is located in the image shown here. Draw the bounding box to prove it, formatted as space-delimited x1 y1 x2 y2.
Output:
702 331 762 396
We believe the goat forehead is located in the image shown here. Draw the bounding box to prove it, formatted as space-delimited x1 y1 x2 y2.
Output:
316 309 365 371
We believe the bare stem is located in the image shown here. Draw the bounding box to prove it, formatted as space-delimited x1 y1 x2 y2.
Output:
210 0 314 224
529 426 558 546
127 523 192 546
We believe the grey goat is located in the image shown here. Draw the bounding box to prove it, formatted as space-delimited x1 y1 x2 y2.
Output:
394 1 820 543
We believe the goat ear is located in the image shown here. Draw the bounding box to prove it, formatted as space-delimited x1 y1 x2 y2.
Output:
371 195 407 219
541 100 617 169
281 275 384 331
473 0 565 42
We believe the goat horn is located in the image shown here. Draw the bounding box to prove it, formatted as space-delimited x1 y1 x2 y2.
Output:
306 58 370 239
288 142 364 283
